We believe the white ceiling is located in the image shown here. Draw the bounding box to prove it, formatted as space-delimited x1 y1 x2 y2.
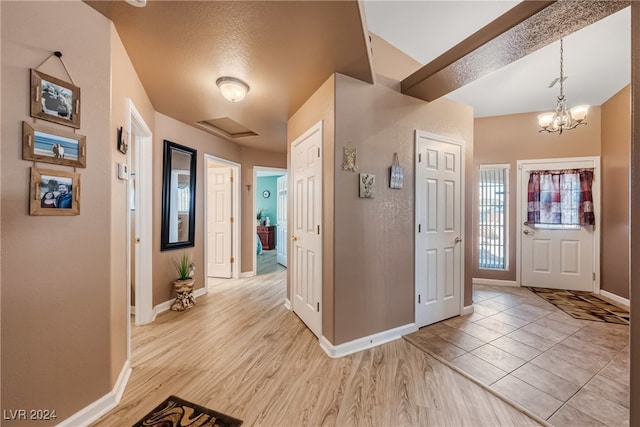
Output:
363 1 631 118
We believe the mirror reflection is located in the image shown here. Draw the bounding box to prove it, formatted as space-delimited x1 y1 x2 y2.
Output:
161 140 196 251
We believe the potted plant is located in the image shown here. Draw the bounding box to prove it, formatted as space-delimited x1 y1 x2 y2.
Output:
257 208 264 225
170 252 196 311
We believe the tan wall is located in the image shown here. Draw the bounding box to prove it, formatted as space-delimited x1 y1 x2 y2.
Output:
601 85 631 299
368 33 421 81
332 74 473 345
473 109 602 283
110 23 156 385
1 1 113 423
153 114 285 305
287 74 336 342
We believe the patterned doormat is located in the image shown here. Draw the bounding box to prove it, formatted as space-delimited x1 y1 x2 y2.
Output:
527 287 629 325
133 395 243 427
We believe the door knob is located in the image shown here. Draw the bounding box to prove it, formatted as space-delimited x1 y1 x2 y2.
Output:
523 229 534 235
291 236 297 241
454 236 462 243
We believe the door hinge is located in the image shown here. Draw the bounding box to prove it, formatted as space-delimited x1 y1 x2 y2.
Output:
317 225 320 235
230 257 235 263
418 224 421 233
593 272 596 280
230 217 234 223
317 302 320 312
318 147 320 158
230 176 234 183
419 153 422 163
418 294 421 304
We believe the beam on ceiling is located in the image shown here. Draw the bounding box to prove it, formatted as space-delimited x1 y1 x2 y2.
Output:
401 0 630 102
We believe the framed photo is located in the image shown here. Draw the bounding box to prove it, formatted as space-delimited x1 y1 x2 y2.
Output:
22 121 86 168
30 167 80 216
30 69 81 129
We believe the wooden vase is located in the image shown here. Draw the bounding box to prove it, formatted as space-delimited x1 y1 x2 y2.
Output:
171 278 196 311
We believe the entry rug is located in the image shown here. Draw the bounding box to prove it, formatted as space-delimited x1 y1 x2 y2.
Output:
527 287 629 325
133 395 243 427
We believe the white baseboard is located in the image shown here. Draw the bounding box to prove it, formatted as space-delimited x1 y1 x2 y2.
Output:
284 298 291 310
472 278 519 287
461 304 474 316
319 323 417 359
152 287 208 321
57 360 131 427
599 289 630 309
240 271 255 278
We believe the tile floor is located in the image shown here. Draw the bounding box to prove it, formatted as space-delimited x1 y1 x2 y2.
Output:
404 284 629 426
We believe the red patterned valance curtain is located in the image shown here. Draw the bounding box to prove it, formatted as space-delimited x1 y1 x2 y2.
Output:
527 169 595 226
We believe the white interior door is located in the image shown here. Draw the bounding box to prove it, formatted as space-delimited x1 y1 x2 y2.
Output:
519 158 598 291
276 175 288 267
291 122 322 337
415 132 463 328
208 166 232 278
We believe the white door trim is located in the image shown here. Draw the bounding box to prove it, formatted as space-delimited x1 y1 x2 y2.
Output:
253 166 287 274
204 154 241 280
126 99 153 342
516 156 601 292
414 130 466 326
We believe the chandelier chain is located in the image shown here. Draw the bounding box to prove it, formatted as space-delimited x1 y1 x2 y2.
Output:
559 39 564 99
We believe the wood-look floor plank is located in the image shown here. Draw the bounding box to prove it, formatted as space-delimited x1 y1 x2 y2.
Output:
91 271 541 427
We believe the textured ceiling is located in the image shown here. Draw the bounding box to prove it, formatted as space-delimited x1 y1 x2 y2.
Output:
86 0 374 153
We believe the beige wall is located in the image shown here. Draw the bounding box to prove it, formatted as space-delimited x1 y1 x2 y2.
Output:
287 72 473 346
1 1 113 423
110 22 156 385
332 74 473 344
153 113 285 305
287 74 336 342
473 109 602 283
601 85 631 299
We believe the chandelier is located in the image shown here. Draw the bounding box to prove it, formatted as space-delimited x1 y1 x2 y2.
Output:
538 39 589 134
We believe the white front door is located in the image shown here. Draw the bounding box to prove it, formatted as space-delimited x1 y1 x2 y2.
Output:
208 166 232 278
276 175 288 267
291 122 322 337
519 158 598 291
415 131 463 328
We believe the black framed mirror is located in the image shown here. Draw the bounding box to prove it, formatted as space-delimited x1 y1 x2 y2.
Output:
161 139 197 251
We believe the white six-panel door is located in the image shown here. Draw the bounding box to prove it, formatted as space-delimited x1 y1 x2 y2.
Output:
276 175 288 267
415 132 463 328
208 166 232 278
291 122 322 337
519 158 598 291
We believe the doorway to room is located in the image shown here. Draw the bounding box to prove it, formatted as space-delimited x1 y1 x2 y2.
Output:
205 155 240 287
254 167 287 276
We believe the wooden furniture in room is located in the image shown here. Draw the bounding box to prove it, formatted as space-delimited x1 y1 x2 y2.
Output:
257 225 276 250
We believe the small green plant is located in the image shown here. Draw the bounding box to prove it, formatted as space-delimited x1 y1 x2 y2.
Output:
172 253 191 280
257 208 264 220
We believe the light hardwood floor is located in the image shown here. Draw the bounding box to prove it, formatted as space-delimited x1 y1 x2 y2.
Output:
92 271 541 427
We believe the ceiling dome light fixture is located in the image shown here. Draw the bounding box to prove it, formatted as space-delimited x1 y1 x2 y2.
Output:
125 0 147 7
216 77 250 102
538 39 588 135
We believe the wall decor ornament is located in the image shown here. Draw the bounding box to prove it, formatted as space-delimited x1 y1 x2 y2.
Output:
29 167 80 216
117 126 128 154
389 152 404 189
30 68 81 129
342 143 358 172
22 121 86 168
359 173 375 199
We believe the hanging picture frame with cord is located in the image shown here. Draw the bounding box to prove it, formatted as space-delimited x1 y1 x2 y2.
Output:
30 69 81 129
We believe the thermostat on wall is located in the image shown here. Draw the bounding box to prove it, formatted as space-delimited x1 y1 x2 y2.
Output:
118 163 129 180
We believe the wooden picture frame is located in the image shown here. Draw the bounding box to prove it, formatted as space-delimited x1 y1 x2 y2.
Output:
30 69 81 129
22 121 86 168
30 167 80 216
